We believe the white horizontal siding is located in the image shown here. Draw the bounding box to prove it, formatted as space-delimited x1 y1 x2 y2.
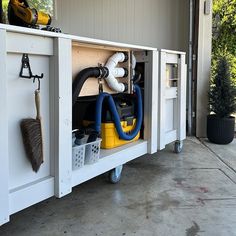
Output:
54 0 188 51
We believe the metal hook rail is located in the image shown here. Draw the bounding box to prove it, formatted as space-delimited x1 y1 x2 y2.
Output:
19 53 44 90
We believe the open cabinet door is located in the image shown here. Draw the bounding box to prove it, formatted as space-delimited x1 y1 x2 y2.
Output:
158 50 187 150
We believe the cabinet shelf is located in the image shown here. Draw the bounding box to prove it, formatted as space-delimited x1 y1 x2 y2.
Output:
72 140 147 187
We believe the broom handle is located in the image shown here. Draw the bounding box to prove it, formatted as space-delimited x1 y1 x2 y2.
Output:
35 90 41 120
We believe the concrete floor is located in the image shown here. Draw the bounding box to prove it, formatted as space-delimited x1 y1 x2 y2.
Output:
1 137 236 236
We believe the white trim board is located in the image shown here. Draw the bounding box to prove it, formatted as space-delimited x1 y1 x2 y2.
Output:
0 24 157 51
9 177 54 214
72 141 148 187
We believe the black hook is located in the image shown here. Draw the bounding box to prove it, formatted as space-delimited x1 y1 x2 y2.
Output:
19 54 33 78
33 76 42 91
19 54 44 82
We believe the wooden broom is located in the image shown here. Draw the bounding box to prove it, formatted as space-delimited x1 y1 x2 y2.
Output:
20 89 43 172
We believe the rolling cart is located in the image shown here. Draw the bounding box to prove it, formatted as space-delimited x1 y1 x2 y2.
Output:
0 24 186 225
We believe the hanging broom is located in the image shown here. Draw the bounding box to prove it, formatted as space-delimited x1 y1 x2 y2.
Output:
20 89 43 172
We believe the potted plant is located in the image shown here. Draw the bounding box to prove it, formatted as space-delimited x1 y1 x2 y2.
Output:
207 57 236 144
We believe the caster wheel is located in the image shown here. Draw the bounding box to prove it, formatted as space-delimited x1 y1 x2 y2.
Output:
174 141 183 153
108 165 123 184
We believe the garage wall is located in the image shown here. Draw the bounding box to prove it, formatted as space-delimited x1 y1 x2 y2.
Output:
54 0 188 51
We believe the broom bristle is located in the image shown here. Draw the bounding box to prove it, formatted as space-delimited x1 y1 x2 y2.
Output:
20 118 43 172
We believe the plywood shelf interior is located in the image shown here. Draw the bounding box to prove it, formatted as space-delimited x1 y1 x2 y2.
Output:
72 42 131 97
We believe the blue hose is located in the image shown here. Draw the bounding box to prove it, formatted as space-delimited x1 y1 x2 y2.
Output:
94 85 143 141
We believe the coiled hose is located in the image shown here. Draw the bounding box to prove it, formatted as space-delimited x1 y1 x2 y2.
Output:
72 67 142 142
94 84 142 141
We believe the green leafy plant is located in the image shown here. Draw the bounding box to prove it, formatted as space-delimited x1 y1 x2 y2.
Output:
2 0 9 23
209 57 236 117
212 0 236 84
27 0 53 16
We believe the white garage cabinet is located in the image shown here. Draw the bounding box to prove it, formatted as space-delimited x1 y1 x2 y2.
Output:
0 24 186 225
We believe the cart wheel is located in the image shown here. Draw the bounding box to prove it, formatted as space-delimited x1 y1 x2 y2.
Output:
108 165 123 184
174 141 183 153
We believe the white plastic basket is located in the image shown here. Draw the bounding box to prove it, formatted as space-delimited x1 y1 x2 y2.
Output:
84 139 102 165
72 135 101 169
72 145 85 170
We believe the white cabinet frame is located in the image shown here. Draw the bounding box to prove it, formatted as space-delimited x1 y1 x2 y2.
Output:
158 50 187 150
0 28 55 225
50 38 72 198
0 29 9 225
0 24 187 226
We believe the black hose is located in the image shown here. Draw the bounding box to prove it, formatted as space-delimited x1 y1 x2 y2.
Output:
133 72 142 84
72 67 109 106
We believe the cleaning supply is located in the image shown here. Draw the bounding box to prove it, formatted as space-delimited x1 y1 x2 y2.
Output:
20 89 43 172
81 85 142 149
94 84 142 141
83 94 140 148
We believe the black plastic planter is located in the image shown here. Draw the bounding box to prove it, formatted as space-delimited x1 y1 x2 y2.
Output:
207 115 235 144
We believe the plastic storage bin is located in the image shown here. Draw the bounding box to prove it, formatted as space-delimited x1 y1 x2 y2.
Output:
72 145 85 170
84 139 102 164
72 135 102 169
